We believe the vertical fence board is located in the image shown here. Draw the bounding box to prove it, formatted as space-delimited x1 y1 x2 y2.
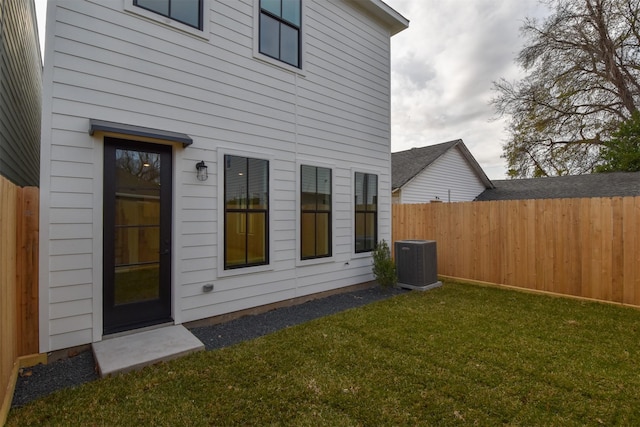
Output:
392 196 640 307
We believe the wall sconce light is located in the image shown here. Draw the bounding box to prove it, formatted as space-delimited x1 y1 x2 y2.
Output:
196 161 208 181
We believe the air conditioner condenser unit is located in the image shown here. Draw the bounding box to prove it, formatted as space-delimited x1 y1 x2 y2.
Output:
394 240 442 291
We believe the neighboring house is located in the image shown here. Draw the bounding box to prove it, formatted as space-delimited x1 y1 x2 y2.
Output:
475 171 640 201
392 139 494 204
39 0 408 352
0 0 42 186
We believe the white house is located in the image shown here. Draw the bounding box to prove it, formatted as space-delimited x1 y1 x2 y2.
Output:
39 0 408 353
391 139 493 204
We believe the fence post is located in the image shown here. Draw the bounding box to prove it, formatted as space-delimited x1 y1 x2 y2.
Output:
16 187 39 356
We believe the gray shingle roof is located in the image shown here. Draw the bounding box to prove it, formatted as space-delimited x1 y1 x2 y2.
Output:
392 139 493 190
475 171 640 201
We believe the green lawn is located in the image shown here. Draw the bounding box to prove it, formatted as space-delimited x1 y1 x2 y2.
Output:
9 282 640 426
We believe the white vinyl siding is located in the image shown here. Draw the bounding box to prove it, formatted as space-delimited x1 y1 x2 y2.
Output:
39 0 396 352
399 146 487 204
0 0 41 186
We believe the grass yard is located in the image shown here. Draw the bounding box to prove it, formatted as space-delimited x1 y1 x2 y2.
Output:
9 282 640 426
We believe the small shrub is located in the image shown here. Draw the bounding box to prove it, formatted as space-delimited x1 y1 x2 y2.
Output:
372 240 397 288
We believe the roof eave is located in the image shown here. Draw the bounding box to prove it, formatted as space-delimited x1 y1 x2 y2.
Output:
350 0 409 36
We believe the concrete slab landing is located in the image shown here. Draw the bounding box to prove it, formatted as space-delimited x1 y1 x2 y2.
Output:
92 325 205 377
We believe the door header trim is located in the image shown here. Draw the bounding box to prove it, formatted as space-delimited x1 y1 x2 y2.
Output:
89 119 193 147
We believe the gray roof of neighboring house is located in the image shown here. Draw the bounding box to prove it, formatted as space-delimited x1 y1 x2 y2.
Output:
475 171 640 201
391 139 494 191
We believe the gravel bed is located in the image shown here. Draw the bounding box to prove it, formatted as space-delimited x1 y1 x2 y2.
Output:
12 286 406 408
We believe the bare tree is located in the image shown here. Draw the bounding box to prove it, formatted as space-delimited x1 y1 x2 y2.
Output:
493 0 640 177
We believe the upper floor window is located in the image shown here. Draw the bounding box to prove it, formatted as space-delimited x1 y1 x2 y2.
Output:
224 155 269 269
134 0 203 30
355 172 377 253
259 0 301 68
301 165 332 260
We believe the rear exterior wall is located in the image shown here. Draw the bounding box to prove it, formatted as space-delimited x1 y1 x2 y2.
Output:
39 0 394 352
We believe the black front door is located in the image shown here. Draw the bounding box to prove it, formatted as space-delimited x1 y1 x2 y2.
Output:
103 138 172 335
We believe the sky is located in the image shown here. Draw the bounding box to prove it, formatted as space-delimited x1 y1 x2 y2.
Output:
33 0 551 179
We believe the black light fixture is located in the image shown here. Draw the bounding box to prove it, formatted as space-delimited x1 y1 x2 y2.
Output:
196 161 208 181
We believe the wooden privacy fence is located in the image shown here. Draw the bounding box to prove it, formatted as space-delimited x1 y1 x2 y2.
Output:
393 197 640 306
1 176 39 423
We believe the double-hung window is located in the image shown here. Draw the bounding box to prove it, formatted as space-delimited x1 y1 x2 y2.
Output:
224 155 269 269
134 0 203 30
259 0 301 68
301 165 331 260
355 172 377 253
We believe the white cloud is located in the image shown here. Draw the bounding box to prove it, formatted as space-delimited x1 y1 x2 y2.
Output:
387 0 550 179
32 0 551 179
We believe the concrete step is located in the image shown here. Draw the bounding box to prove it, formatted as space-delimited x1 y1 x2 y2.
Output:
92 325 205 377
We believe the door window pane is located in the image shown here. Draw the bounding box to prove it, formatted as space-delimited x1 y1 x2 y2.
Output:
115 226 160 265
115 195 160 227
114 265 160 305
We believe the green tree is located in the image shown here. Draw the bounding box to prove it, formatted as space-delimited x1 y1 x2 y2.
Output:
596 112 640 172
493 0 640 178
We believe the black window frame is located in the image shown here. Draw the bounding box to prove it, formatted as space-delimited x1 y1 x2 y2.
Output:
134 0 204 30
300 165 332 260
259 0 302 68
354 172 378 254
224 155 269 270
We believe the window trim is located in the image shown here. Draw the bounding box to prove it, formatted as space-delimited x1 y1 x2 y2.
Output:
217 148 274 278
352 169 378 256
252 0 306 75
124 0 211 40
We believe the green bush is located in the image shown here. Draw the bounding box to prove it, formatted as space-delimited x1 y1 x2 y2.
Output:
372 240 397 288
